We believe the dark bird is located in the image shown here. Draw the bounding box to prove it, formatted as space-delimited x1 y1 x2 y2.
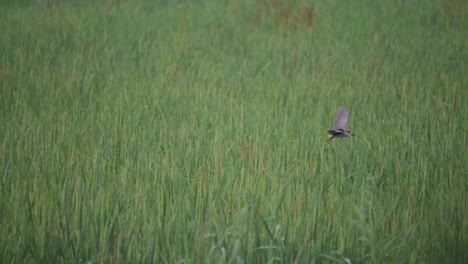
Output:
327 108 355 140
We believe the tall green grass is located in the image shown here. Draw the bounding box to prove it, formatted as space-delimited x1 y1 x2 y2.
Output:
1 0 467 263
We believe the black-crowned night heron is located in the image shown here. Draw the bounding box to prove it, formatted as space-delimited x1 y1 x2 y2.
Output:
327 108 355 140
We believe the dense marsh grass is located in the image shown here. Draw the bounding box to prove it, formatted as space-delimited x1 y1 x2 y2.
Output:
1 0 467 263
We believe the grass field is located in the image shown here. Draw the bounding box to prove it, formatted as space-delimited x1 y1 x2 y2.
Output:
1 0 467 263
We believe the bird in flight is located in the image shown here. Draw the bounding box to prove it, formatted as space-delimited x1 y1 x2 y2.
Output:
327 108 355 140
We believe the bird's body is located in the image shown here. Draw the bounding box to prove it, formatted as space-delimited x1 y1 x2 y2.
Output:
327 108 355 140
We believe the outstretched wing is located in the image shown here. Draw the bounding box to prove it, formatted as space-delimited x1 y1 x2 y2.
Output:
333 108 349 130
